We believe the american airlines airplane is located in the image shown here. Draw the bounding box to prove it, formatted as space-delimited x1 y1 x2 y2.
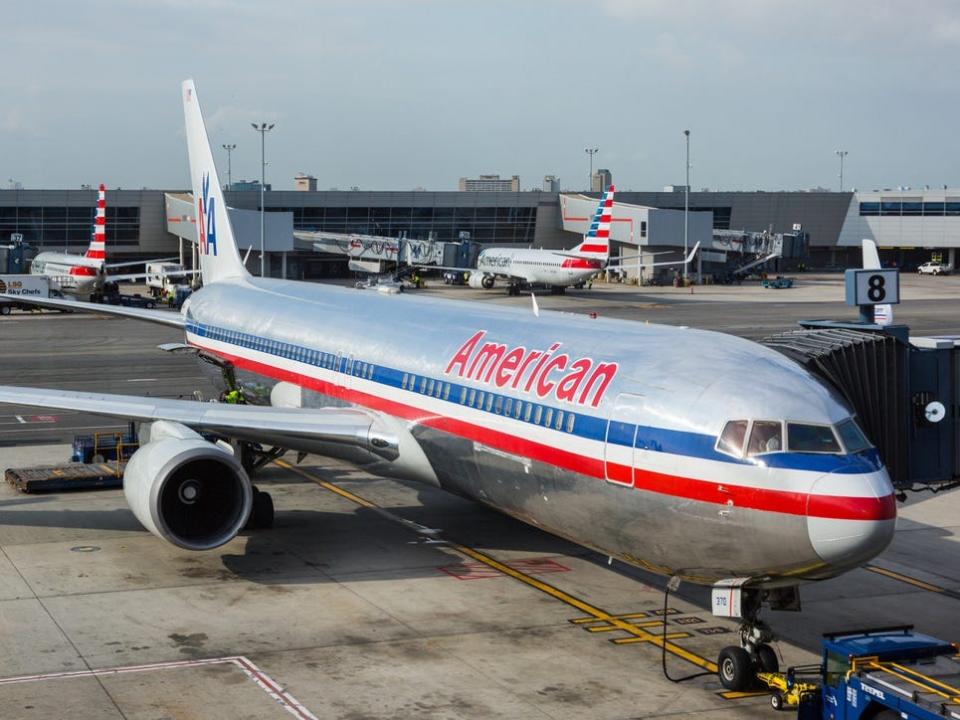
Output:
29 184 184 297
0 80 896 692
470 192 699 295
29 184 112 296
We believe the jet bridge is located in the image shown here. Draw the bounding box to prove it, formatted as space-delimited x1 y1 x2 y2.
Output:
762 323 958 491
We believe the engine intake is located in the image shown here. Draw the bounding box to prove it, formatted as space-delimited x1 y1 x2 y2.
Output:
124 421 252 550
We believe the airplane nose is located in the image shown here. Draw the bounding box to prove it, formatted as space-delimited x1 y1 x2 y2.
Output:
806 471 896 572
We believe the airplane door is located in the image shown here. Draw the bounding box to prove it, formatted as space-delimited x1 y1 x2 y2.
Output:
604 393 643 486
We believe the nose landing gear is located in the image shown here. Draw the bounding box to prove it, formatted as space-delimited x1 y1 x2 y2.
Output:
716 590 780 691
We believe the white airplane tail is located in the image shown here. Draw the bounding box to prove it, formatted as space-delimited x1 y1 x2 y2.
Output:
862 238 892 325
182 79 248 284
84 183 107 266
571 185 615 260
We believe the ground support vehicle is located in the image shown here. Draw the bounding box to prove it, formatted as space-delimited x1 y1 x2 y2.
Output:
918 261 953 276
0 274 52 314
761 276 795 289
762 626 960 718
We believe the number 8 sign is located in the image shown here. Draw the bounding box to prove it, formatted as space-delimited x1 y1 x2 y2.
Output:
845 268 900 307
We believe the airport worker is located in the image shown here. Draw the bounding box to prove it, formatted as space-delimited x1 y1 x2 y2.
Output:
223 389 242 404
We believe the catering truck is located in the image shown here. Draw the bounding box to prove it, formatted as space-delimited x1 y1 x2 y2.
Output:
0 275 53 315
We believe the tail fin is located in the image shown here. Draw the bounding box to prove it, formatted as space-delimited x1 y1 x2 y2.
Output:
572 185 615 260
84 184 107 265
182 79 248 283
862 238 893 325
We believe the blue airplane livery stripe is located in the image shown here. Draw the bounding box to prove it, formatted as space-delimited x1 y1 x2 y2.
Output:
185 319 881 476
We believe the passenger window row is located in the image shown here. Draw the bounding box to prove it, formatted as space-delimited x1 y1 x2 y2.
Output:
401 372 576 433
194 323 372 377
196 323 577 434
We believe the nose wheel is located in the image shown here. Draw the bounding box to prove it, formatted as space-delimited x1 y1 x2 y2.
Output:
716 589 779 691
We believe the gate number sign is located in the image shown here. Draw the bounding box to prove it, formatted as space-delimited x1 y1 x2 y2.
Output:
845 268 900 307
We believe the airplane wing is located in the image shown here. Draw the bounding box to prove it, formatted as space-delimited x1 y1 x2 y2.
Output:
606 242 701 268
7 294 185 328
107 269 200 283
105 257 179 269
0 386 398 460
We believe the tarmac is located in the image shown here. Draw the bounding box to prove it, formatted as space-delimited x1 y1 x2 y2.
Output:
0 272 957 719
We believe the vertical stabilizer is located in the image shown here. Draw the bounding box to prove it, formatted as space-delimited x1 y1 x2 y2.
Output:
84 184 107 265
181 79 248 284
572 185 615 260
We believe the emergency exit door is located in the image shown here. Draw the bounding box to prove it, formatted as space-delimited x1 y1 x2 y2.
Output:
604 393 643 486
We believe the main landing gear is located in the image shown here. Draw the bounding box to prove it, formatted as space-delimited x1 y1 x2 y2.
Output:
717 590 779 691
231 440 284 532
245 485 275 530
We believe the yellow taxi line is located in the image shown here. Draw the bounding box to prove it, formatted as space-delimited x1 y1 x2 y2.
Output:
274 459 719 674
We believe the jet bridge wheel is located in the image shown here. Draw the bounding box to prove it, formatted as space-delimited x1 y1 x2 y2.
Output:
718 646 752 691
244 486 274 530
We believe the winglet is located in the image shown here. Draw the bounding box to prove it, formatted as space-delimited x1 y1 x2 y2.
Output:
182 79 248 284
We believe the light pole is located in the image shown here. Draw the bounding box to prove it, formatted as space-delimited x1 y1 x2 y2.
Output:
251 123 274 277
835 150 848 191
585 148 599 191
683 130 690 283
221 143 237 191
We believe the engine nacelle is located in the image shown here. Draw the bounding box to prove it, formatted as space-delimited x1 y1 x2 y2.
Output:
124 421 252 551
468 272 494 289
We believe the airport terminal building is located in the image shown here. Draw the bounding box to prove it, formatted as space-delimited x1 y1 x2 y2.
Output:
2 186 959 278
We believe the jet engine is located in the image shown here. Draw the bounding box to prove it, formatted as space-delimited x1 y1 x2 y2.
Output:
123 420 252 551
468 273 495 289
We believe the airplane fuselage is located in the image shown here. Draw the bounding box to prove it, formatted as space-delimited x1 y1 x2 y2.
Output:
181 276 895 587
30 252 102 296
477 248 602 288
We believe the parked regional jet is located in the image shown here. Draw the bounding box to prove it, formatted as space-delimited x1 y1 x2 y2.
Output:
29 184 188 298
469 188 699 295
0 80 896 692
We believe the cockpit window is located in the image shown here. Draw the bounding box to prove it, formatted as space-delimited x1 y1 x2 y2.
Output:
787 423 840 453
717 420 748 457
747 421 783 455
836 418 871 453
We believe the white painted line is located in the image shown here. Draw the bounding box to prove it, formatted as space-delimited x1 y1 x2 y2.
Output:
124 378 158 383
0 656 318 720
15 415 25 424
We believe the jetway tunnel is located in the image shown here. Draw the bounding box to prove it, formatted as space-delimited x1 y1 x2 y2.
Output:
762 322 958 491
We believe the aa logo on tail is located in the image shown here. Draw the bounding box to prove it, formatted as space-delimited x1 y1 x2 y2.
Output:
198 173 218 256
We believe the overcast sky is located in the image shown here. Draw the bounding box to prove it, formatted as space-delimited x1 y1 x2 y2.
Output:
5 0 960 193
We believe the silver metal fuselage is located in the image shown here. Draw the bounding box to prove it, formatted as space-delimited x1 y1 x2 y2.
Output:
30 252 101 296
477 248 601 287
182 275 895 587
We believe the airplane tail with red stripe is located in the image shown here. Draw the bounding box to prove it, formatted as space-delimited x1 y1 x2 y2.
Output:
84 183 107 266
572 185 614 260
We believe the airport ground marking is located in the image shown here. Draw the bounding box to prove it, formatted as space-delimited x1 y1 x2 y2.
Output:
276 459 719 675
865 564 960 600
0 656 318 720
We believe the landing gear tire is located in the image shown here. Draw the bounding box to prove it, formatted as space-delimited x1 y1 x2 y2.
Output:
0 305 10 315
244 487 274 530
718 646 752 691
756 643 778 673
508 284 520 296
770 693 784 711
